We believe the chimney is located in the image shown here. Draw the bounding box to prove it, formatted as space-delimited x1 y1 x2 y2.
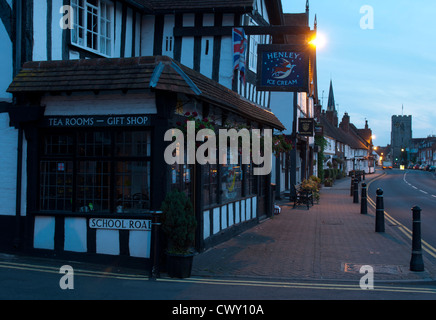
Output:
340 112 350 132
314 103 322 121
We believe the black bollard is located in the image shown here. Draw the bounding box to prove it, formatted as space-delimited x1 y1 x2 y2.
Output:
375 188 385 232
410 206 424 272
151 211 162 279
353 178 359 203
361 183 367 214
350 176 354 197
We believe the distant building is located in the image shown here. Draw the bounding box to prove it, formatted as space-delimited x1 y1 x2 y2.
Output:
391 115 412 167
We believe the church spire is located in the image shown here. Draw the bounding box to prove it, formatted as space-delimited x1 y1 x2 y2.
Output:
327 79 336 112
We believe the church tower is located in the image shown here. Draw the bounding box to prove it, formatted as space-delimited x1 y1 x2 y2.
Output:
325 80 338 127
391 114 412 167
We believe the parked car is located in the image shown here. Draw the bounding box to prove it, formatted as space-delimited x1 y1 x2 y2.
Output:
429 166 436 172
414 164 420 170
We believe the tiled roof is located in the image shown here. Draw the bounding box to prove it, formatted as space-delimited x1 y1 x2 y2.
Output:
320 115 368 150
128 0 254 13
8 56 285 130
145 0 254 12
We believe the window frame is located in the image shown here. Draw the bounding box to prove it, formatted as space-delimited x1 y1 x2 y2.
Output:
70 0 113 57
38 128 152 215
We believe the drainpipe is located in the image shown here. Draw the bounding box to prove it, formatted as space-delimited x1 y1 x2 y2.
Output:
14 127 23 249
13 0 23 250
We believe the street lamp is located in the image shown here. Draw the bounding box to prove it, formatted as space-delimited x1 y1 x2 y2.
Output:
309 32 327 49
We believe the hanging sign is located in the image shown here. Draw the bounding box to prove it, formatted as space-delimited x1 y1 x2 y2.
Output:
314 124 323 136
257 44 309 92
298 118 314 136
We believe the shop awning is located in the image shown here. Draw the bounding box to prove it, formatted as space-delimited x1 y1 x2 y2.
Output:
8 56 285 131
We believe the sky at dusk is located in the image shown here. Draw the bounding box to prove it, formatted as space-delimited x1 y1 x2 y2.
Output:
283 0 436 146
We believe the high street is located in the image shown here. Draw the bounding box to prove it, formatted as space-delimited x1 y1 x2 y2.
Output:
1 170 436 303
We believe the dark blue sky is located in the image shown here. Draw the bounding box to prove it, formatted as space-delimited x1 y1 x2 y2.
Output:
284 0 436 146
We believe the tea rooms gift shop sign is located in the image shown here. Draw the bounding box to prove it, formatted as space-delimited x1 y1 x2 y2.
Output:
256 45 309 92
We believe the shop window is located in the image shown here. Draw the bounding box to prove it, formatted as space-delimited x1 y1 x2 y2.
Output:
170 163 193 200
220 153 243 202
40 161 74 211
115 161 150 214
203 164 218 206
77 161 111 212
39 130 151 214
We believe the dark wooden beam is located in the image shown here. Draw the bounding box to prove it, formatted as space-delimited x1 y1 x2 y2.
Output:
174 25 313 37
0 0 13 41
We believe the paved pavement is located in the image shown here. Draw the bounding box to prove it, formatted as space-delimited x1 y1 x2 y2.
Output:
192 171 436 282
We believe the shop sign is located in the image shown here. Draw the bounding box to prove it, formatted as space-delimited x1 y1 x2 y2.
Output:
257 44 309 92
298 118 314 136
89 218 152 231
315 124 323 136
42 115 152 127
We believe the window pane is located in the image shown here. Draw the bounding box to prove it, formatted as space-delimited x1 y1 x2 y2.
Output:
115 161 150 213
203 164 218 206
115 131 151 157
77 161 111 212
42 134 74 156
78 131 111 157
221 162 242 202
40 161 73 211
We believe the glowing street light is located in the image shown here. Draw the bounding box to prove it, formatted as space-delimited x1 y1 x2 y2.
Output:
309 32 327 49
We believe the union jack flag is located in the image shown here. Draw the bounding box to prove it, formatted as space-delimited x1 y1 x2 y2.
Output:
233 27 247 84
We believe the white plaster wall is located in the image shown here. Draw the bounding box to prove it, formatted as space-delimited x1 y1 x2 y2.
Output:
64 217 87 252
235 201 240 224
162 14 175 59
221 204 227 230
0 4 13 102
0 113 17 216
140 15 155 56
246 197 251 220
129 230 151 258
41 92 157 115
124 7 133 57
34 216 55 250
51 0 64 60
212 207 220 234
33 0 47 61
203 210 210 240
96 229 119 255
240 199 246 221
180 14 195 69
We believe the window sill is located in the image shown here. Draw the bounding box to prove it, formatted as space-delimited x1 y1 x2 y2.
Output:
69 43 112 59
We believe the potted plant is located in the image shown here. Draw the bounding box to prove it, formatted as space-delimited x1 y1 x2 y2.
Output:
324 178 333 187
161 189 197 278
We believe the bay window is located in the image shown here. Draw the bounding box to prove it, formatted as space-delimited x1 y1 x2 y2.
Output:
71 0 112 57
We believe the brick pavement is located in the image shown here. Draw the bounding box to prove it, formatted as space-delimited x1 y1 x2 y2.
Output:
192 172 436 282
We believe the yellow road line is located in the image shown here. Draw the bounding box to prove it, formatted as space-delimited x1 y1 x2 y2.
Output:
0 260 149 280
366 174 436 259
0 258 434 295
158 277 436 295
